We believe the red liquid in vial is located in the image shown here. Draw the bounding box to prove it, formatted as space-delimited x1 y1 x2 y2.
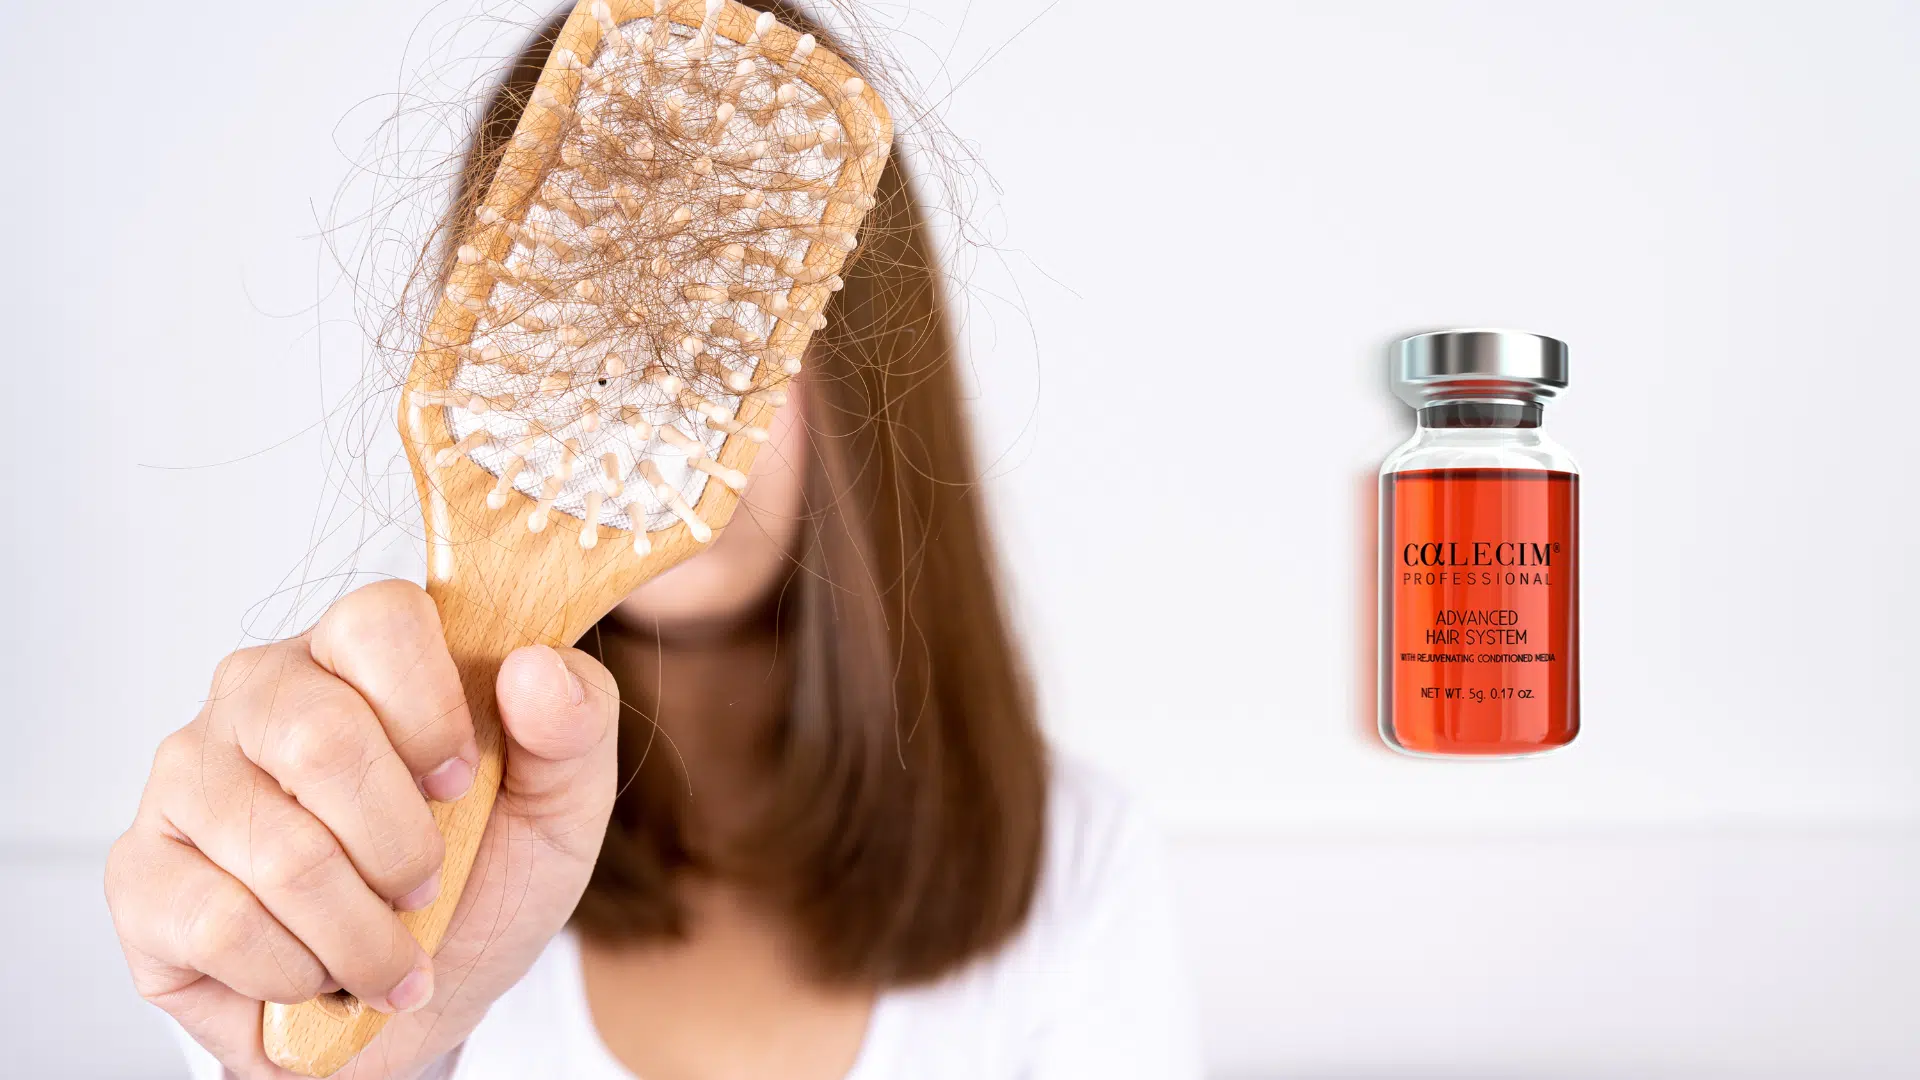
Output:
1382 468 1579 755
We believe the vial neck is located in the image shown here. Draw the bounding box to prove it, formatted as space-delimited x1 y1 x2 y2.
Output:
1418 400 1543 429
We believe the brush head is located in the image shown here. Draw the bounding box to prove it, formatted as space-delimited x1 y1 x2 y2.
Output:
404 0 890 575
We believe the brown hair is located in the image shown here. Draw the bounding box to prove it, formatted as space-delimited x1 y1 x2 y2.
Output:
442 2 1047 985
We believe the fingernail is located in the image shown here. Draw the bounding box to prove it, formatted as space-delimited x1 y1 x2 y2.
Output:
381 965 434 1014
551 647 585 706
421 757 474 802
395 871 440 912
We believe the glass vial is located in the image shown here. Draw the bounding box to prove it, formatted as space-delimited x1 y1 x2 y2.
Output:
1379 329 1580 757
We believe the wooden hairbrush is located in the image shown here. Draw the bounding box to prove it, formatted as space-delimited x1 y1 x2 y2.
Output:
260 1 889 1072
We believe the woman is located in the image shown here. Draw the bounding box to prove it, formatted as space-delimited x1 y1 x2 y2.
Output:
104 4 1200 1077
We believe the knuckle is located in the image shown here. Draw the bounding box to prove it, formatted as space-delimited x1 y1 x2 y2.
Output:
249 818 345 896
271 688 378 787
134 983 174 1009
382 822 446 895
151 727 207 784
179 885 260 969
279 966 333 1005
134 970 193 1010
207 645 275 700
323 580 439 654
102 830 142 913
173 885 329 1002
348 799 444 900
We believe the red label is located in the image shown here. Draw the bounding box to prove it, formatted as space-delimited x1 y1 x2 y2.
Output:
1383 469 1579 755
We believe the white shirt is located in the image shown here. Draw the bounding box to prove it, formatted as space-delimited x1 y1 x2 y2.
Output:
181 759 1202 1079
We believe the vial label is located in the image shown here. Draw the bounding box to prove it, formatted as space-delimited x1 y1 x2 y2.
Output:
1382 468 1579 755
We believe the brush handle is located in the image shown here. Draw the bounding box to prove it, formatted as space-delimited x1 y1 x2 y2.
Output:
261 579 512 1077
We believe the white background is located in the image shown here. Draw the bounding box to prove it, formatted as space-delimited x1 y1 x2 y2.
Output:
3 1 1916 1077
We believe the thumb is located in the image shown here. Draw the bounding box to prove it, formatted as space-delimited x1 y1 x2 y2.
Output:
493 644 620 847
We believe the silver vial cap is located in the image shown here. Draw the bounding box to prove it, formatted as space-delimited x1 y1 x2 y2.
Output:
1391 329 1569 408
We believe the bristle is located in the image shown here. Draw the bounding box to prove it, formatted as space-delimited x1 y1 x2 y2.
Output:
748 11 777 50
527 474 564 532
434 430 491 468
654 424 702 456
685 0 725 62
560 144 606 189
647 366 686 395
530 84 569 119
443 278 490 312
720 58 755 101
709 317 764 346
786 263 838 286
600 452 625 496
727 285 790 317
487 457 526 509
579 490 603 548
433 0 885 552
639 460 712 542
693 353 754 392
510 424 547 460
537 183 593 226
688 456 749 491
590 1 625 53
717 140 769 167
617 405 655 440
786 33 816 71
704 413 769 442
625 499 653 553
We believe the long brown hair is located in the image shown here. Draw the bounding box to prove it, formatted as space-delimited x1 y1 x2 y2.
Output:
442 2 1047 985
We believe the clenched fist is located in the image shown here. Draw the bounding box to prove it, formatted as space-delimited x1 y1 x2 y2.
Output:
105 580 622 1078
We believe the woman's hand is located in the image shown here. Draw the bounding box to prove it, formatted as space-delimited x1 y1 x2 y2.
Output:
105 579 623 1079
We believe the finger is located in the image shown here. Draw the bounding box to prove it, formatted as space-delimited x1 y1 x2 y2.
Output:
108 826 328 1004
494 646 621 853
309 580 478 802
206 645 444 907
137 971 307 1080
153 729 434 1014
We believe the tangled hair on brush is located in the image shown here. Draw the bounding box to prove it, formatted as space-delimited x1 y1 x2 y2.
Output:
413 1 895 542
321 0 1048 987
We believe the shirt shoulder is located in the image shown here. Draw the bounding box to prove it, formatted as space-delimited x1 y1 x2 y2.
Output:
1035 754 1162 923
853 754 1200 1078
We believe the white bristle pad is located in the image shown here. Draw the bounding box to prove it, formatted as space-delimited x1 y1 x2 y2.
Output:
438 5 865 537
